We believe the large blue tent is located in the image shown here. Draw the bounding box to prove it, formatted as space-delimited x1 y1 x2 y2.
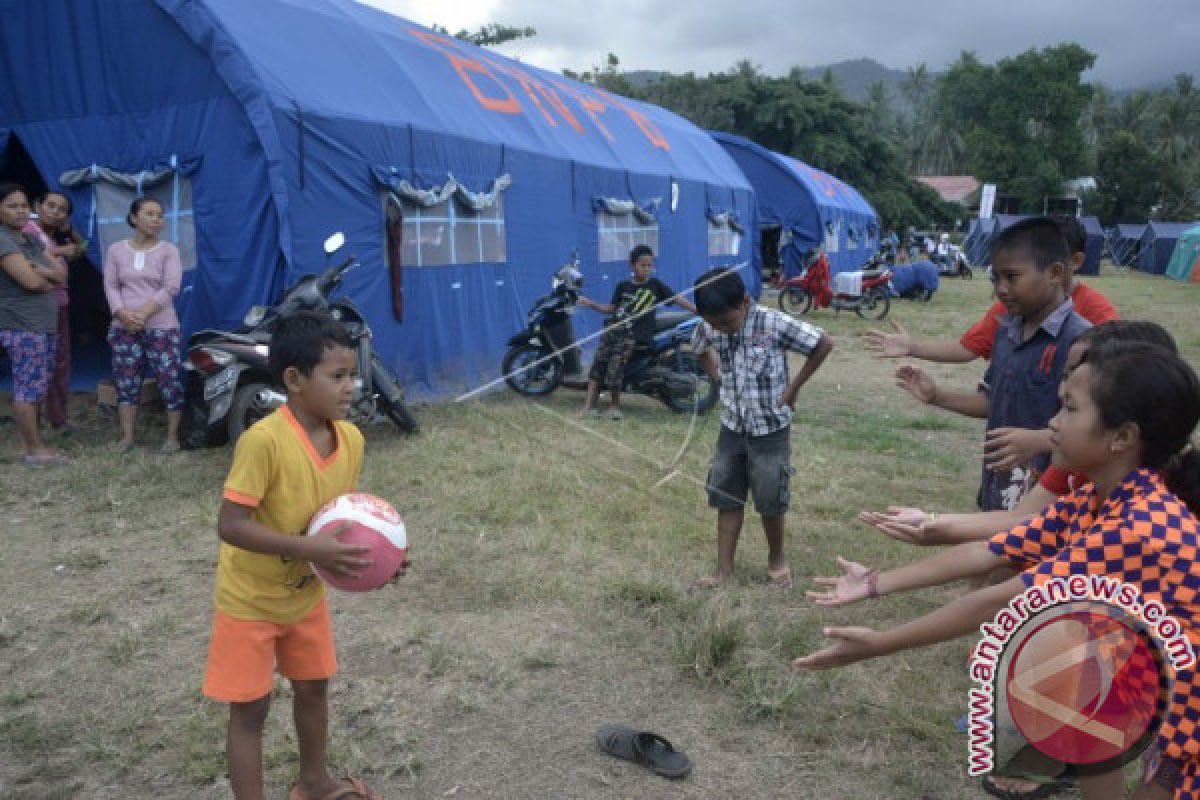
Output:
0 0 756 399
1109 224 1146 267
1078 216 1104 276
709 132 878 277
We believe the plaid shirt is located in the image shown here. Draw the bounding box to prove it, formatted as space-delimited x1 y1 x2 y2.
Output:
989 468 1200 794
691 305 824 436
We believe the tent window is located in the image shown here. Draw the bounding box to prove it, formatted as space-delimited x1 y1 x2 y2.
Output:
91 176 196 270
707 218 740 257
596 211 658 263
846 226 859 251
391 193 506 267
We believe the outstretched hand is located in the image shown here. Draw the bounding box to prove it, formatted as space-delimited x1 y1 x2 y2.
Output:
858 507 939 546
792 626 882 670
306 523 373 579
861 319 911 358
895 364 936 405
806 556 875 606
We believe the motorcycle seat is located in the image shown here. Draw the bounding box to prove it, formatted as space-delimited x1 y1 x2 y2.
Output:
654 310 694 333
860 268 888 280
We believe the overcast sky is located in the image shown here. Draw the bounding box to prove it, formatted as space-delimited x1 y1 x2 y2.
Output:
358 0 1195 89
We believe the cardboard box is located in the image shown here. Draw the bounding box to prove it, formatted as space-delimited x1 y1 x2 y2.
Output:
96 379 161 409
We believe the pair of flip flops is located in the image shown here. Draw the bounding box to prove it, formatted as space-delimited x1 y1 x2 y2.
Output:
595 725 692 780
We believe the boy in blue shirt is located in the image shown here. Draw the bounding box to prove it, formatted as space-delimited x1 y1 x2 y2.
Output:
896 217 1091 511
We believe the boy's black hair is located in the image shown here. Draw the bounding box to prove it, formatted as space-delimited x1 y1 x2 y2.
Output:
269 310 354 385
629 244 654 264
1077 320 1178 355
0 181 27 204
988 216 1071 270
1083 340 1200 514
1050 213 1086 256
693 267 746 315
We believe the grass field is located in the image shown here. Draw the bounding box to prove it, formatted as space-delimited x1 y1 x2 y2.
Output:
2 267 1198 799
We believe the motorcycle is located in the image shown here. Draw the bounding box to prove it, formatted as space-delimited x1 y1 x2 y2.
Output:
934 246 973 279
776 256 893 320
180 233 418 447
501 257 717 414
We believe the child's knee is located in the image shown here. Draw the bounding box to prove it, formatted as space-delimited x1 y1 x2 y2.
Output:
229 694 271 729
290 678 329 703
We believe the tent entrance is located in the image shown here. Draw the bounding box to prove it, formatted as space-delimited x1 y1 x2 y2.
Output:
761 225 782 283
0 132 111 392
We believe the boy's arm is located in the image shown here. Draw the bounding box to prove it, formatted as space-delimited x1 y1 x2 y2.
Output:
863 320 979 363
894 365 989 418
698 349 719 383
779 332 832 409
217 500 372 579
577 296 615 314
794 575 1024 670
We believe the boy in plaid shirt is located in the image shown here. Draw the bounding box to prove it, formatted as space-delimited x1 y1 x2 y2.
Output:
689 267 832 589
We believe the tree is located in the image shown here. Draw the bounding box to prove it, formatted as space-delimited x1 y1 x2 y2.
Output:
432 23 535 47
1086 131 1168 224
935 44 1096 209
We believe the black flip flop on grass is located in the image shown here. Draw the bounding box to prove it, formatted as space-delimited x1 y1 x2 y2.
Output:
595 725 693 780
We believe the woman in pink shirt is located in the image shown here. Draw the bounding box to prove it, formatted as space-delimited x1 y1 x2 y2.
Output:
103 197 184 453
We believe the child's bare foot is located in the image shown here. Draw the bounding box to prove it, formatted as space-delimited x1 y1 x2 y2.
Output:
290 775 381 800
688 574 729 592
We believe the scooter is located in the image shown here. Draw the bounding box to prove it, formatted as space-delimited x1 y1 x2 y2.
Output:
501 257 717 414
777 256 893 320
934 248 973 279
180 233 418 447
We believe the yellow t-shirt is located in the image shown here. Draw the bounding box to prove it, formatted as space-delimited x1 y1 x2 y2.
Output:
216 405 364 623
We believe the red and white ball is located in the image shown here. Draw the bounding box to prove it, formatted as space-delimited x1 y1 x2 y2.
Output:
306 493 408 591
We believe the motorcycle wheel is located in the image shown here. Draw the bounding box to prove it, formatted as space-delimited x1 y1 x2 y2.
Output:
777 287 812 315
371 356 418 434
662 352 718 414
855 289 891 320
502 345 563 396
227 382 273 443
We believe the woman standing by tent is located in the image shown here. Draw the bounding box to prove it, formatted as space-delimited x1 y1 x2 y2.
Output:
103 197 184 453
24 190 86 431
0 182 69 465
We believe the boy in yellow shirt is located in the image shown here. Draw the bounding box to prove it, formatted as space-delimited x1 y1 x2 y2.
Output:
203 311 381 800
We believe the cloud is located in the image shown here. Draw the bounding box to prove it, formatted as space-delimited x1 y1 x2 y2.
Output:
358 0 1197 88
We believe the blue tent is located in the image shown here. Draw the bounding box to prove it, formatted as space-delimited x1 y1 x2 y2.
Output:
963 217 996 266
1138 222 1200 275
1078 216 1104 276
1110 224 1147 267
0 0 756 399
708 132 878 277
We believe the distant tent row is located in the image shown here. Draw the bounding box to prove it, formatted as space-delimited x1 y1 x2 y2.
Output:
709 132 879 278
962 214 1101 275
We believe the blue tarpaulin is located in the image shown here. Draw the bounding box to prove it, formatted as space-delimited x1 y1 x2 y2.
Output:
708 132 878 277
888 261 939 298
0 0 756 399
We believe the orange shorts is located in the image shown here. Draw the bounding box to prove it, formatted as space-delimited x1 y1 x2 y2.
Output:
203 600 337 703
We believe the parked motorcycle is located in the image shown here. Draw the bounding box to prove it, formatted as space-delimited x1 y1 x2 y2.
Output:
777 257 893 320
501 257 717 414
934 247 973 279
181 233 417 447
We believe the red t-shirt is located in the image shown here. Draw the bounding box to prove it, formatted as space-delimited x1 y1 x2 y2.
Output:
959 282 1119 359
1038 465 1088 495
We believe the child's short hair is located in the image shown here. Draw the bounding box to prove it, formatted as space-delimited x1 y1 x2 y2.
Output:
1078 320 1178 354
694 267 746 315
1050 214 1086 256
269 311 354 385
629 244 654 264
989 217 1071 270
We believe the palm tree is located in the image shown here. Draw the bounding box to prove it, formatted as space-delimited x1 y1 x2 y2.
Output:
1113 91 1153 139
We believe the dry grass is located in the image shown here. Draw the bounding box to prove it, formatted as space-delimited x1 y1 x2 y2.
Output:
1 267 1198 799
